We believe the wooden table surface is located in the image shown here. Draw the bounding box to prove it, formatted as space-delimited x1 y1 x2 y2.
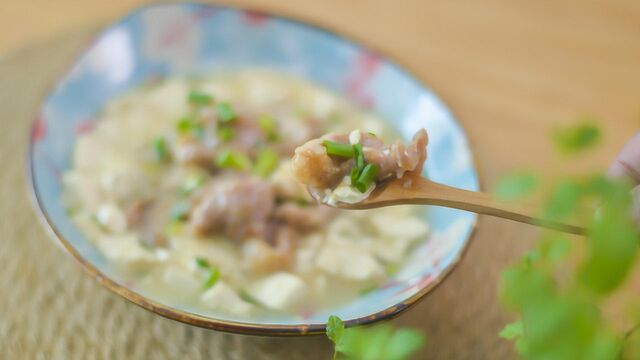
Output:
3 1 640 359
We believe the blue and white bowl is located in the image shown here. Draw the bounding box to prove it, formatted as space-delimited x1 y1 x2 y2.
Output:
28 3 480 335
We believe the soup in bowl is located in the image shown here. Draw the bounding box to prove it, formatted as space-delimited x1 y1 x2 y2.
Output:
29 3 479 335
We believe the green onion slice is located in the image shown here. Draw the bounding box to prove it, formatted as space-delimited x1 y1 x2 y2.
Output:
217 126 235 141
350 167 360 186
170 201 190 221
181 173 206 196
194 256 210 269
353 143 365 170
204 267 221 289
216 150 251 171
153 137 170 162
355 163 378 193
176 116 204 136
187 90 213 106
254 148 279 178
258 115 278 141
216 102 237 123
323 140 355 158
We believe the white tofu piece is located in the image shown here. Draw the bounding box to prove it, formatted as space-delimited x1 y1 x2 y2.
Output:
201 281 253 317
97 234 161 270
316 241 385 282
247 272 308 311
370 213 429 241
95 203 127 234
294 234 322 274
162 264 201 295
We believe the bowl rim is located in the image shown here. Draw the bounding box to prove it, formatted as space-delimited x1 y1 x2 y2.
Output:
26 1 481 336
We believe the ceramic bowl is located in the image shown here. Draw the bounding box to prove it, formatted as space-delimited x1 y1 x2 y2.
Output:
28 3 479 335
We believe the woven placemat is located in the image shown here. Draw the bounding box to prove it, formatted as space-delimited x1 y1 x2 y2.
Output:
0 28 532 359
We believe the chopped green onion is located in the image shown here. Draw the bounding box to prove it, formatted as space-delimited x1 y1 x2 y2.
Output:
323 140 355 158
217 126 235 141
170 201 190 221
350 167 360 186
360 285 378 295
180 173 205 196
354 143 365 170
204 267 221 289
187 90 213 106
193 256 220 289
239 290 260 305
153 137 170 162
367 131 377 137
254 148 279 178
216 102 237 123
195 257 210 269
163 221 184 236
355 163 378 193
258 115 278 141
215 150 251 171
385 262 398 275
176 116 203 136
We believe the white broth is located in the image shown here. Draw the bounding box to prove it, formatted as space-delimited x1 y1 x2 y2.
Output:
62 70 429 318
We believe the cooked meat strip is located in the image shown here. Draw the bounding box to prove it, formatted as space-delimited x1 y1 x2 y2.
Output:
272 203 335 231
125 199 171 248
292 138 354 190
242 227 295 274
173 139 215 168
189 177 275 240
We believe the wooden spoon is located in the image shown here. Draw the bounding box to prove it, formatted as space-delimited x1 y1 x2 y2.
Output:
332 176 585 235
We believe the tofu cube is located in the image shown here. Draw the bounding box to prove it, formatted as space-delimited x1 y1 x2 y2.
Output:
247 272 308 311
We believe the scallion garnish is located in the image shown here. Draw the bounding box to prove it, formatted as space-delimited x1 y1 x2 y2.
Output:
180 173 205 196
350 167 360 186
195 256 210 269
353 143 364 170
153 137 170 162
163 221 184 236
258 115 278 141
176 116 203 136
187 90 213 106
355 163 378 193
170 201 190 221
193 256 221 289
204 267 221 289
217 126 235 141
254 148 279 178
323 140 355 158
215 150 251 171
216 102 237 123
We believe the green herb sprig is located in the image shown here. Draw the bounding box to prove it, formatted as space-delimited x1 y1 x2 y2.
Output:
497 121 640 360
326 315 425 360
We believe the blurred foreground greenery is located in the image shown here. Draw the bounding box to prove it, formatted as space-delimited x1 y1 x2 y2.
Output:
496 123 640 359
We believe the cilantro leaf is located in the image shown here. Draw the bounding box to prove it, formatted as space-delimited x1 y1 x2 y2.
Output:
326 315 345 345
499 321 524 340
553 122 600 154
384 328 426 360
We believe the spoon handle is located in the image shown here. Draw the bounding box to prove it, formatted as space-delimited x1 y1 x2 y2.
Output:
377 177 585 235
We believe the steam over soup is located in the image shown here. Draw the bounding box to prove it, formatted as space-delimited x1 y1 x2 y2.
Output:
63 70 430 317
